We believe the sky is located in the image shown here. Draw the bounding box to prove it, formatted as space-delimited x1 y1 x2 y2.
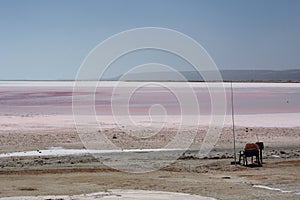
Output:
0 0 300 80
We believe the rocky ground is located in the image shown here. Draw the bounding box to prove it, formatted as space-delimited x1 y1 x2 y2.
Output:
0 115 299 199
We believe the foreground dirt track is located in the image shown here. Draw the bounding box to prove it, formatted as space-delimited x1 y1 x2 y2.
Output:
0 158 299 200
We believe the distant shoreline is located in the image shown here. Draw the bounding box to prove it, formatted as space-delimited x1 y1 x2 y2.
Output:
1 80 300 83
1 69 299 83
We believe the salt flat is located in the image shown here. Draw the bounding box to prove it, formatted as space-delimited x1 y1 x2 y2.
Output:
0 81 299 199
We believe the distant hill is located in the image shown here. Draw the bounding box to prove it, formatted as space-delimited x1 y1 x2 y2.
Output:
220 69 300 82
109 69 300 82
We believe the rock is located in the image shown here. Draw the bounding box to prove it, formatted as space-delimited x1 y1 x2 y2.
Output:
280 151 286 154
222 176 231 179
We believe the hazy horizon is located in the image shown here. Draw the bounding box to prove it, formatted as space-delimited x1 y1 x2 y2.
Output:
0 69 299 82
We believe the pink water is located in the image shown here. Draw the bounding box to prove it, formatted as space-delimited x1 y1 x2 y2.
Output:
0 82 299 116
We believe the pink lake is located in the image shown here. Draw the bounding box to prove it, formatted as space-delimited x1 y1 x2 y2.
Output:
0 81 299 116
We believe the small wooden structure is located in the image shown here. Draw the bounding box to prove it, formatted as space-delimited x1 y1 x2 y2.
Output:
239 142 263 167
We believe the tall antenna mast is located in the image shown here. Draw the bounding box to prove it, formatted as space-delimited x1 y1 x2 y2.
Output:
231 81 237 165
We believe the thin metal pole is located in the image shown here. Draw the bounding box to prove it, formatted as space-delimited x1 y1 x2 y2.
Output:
231 82 237 165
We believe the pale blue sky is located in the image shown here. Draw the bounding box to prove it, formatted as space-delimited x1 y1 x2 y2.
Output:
0 0 299 80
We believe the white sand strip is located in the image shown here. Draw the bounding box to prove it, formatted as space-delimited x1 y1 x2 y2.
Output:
0 148 184 158
0 189 216 200
253 185 298 194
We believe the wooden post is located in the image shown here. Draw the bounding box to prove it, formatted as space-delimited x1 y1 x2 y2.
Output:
231 82 237 165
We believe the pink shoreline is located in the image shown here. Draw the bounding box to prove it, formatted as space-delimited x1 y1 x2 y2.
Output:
1 113 299 129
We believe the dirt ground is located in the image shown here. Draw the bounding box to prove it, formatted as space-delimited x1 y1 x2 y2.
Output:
0 153 299 199
0 115 299 199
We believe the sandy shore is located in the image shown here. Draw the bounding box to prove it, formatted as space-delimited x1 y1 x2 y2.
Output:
1 115 299 152
0 155 299 199
0 114 299 199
